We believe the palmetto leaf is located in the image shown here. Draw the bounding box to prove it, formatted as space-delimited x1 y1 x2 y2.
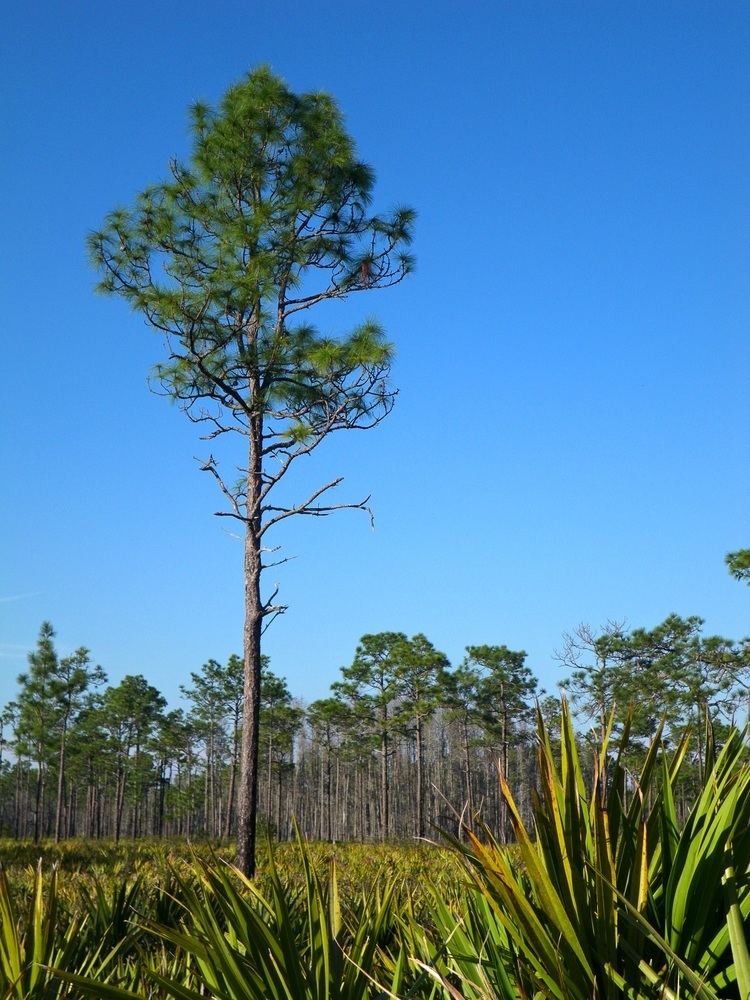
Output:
442 701 750 999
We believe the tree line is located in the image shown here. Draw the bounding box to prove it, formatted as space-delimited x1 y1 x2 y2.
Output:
1 612 747 845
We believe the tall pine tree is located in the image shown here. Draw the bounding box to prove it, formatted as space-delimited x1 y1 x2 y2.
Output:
90 67 413 874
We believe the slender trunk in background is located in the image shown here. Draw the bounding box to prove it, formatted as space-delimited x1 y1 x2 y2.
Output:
267 732 273 825
326 747 332 842
66 783 75 837
14 759 21 838
463 718 473 833
335 756 342 841
517 738 526 826
176 761 183 836
499 704 509 844
54 716 69 843
158 760 167 837
224 716 238 839
23 765 31 838
95 782 102 838
415 717 424 838
132 741 141 839
115 763 125 843
318 756 325 840
186 747 193 838
380 703 390 840
275 765 282 836
33 758 44 843
203 749 209 836
209 733 215 837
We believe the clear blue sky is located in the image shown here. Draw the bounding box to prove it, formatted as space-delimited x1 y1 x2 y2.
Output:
1 1 748 710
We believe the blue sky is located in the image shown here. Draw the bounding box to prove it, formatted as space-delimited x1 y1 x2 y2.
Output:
1 1 748 710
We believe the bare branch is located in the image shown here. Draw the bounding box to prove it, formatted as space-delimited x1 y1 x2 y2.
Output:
261 582 288 631
262 479 373 535
196 455 245 517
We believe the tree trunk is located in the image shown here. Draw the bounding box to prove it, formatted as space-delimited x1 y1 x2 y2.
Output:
224 716 238 839
33 757 44 843
203 746 209 836
415 716 424 838
54 717 68 843
13 758 21 839
209 732 215 837
380 701 390 841
275 763 282 836
267 732 273 826
463 718 473 833
326 745 332 842
186 746 193 838
158 760 167 837
499 703 509 844
115 763 125 843
318 755 325 840
132 740 141 840
339 765 346 840
237 424 264 876
66 782 75 837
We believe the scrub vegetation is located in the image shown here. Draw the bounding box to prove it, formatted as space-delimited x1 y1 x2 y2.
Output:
0 706 749 998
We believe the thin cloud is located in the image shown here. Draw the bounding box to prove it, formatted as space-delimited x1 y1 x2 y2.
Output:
0 643 29 659
0 592 43 605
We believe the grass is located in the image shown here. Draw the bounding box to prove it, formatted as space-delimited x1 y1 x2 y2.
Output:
0 838 462 907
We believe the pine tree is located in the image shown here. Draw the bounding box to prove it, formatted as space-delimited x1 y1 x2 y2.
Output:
16 623 60 841
99 675 166 841
50 648 106 842
394 634 449 838
90 67 413 874
307 696 348 841
334 633 406 840
464 644 537 842
726 548 750 585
